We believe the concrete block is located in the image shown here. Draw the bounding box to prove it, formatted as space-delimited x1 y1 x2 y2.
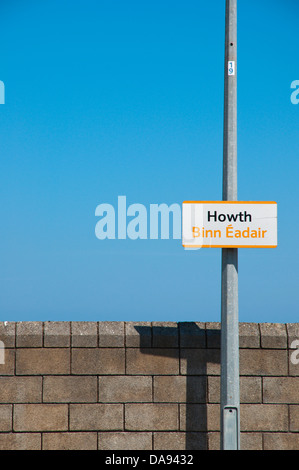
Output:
208 376 262 404
125 404 178 431
99 322 124 347
72 348 125 375
43 376 97 403
16 348 70 375
154 376 207 403
0 405 12 431
264 433 299 450
207 432 219 450
42 432 97 450
71 322 98 347
153 432 207 451
153 432 185 450
260 323 287 349
152 322 178 348
0 377 42 403
44 321 70 347
239 323 260 348
290 405 299 431
98 432 152 450
14 404 68 431
126 349 179 375
240 349 288 376
0 433 41 450
180 349 220 376
263 377 299 403
205 322 221 349
240 404 288 431
180 404 219 432
125 322 152 348
0 349 15 375
289 348 299 376
99 376 152 403
70 404 123 430
240 432 263 451
0 322 16 348
16 322 43 348
179 322 206 348
286 323 299 348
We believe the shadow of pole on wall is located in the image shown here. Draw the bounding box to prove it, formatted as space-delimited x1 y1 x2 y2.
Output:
134 323 221 450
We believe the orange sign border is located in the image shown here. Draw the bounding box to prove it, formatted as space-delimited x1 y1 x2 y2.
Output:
183 201 277 204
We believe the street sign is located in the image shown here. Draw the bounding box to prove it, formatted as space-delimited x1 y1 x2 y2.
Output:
182 201 277 249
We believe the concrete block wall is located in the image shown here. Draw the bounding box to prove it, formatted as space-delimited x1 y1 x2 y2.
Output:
0 321 298 450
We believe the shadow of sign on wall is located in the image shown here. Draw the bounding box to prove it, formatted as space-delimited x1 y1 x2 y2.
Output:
134 323 220 450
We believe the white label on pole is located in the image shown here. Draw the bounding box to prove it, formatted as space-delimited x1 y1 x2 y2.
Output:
228 61 235 76
182 201 277 249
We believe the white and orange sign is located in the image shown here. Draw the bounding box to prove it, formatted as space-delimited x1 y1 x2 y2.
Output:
182 201 277 248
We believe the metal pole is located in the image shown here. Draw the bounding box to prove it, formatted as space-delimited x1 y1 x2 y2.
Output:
220 0 240 450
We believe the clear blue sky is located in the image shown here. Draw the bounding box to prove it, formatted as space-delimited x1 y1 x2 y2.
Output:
0 0 298 322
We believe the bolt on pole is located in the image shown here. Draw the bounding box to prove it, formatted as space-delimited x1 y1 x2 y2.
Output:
220 0 240 450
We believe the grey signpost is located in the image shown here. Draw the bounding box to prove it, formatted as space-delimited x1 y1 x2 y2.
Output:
220 0 240 450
